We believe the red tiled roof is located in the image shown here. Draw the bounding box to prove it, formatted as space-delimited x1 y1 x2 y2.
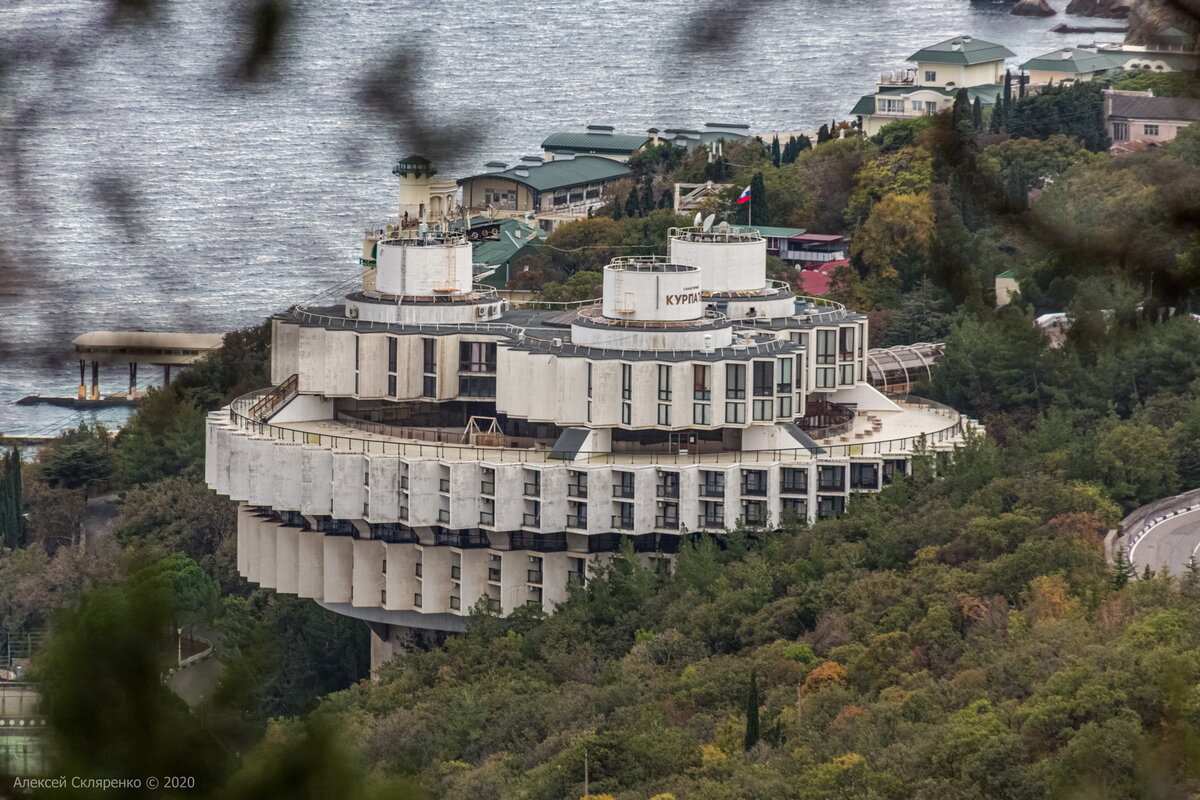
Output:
795 259 849 296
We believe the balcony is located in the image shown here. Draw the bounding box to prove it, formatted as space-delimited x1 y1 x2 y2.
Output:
781 482 808 495
656 484 680 499
480 481 495 496
568 484 588 499
697 514 725 530
612 485 635 499
479 510 495 526
437 509 451 523
488 568 502 582
523 512 541 528
527 569 543 584
741 484 767 497
439 477 451 493
655 515 680 530
700 484 725 498
566 514 588 529
611 515 635 531
524 482 541 497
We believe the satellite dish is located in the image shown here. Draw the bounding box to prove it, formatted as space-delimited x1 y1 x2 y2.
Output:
717 220 730 233
702 213 716 232
693 211 702 228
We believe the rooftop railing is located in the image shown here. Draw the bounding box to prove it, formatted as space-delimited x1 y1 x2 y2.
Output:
221 390 969 464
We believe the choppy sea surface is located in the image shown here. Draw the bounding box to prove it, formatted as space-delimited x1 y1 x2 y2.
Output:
0 0 1107 435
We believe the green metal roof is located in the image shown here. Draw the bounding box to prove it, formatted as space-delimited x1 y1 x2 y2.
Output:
996 269 1016 280
541 132 650 155
1021 47 1124 74
851 94 877 116
908 36 1015 66
735 225 807 238
458 156 631 193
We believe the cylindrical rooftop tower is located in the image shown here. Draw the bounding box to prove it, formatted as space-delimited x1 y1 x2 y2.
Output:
375 232 474 298
572 257 733 350
669 224 766 294
601 259 703 322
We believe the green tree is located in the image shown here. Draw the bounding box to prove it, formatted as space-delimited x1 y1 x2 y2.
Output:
0 448 24 549
743 669 760 750
39 423 114 495
817 124 831 144
742 172 769 226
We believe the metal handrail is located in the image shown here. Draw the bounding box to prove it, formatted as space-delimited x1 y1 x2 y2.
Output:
221 390 970 464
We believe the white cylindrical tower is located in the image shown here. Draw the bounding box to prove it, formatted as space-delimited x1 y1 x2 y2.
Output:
375 233 474 297
601 260 703 322
572 257 733 350
669 225 767 294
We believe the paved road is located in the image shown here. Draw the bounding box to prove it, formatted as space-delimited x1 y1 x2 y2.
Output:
1130 508 1200 576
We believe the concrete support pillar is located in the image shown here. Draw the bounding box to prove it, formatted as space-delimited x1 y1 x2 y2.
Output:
90 361 99 401
351 539 385 607
163 364 172 386
297 530 325 598
128 362 137 398
78 360 86 400
276 527 300 594
323 536 354 604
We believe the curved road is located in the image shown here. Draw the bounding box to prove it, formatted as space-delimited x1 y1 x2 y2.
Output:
1130 507 1200 576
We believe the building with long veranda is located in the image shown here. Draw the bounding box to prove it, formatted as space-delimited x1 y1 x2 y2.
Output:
204 168 975 669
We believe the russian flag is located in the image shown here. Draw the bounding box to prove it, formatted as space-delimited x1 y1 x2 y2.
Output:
736 186 752 204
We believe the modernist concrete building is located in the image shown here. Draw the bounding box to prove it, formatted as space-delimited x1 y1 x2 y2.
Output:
852 35 1014 136
205 180 973 667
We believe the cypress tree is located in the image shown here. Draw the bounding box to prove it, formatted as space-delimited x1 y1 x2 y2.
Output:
623 187 640 218
816 124 830 144
770 135 781 167
1002 70 1013 126
797 134 812 152
744 669 760 751
0 448 24 550
748 172 769 227
972 97 983 132
640 178 655 216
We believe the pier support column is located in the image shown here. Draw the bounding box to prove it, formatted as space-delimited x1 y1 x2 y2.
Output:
78 360 86 400
128 362 137 398
90 362 99 401
163 364 171 386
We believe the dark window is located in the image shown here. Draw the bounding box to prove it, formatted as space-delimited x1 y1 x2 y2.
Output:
753 361 774 397
657 471 680 498
818 465 845 492
741 469 767 496
700 470 725 497
387 337 398 372
782 497 807 519
613 471 635 499
700 501 724 528
422 338 437 373
621 363 632 400
818 495 846 519
458 375 496 397
656 503 679 529
568 470 588 498
839 326 855 357
883 459 908 485
726 364 746 399
657 365 672 400
422 375 436 398
742 500 767 526
851 462 879 490
459 341 497 373
693 364 711 400
613 503 635 529
816 330 836 365
387 374 397 396
781 467 808 494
